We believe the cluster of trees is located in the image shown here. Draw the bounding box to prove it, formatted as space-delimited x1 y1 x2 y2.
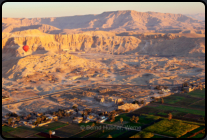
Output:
163 86 168 89
7 118 14 126
72 105 78 110
24 114 32 120
82 108 92 118
107 110 118 122
132 100 145 105
158 91 164 94
32 115 50 126
130 115 139 123
6 112 18 117
52 109 71 118
154 85 161 90
182 82 189 87
7 116 21 126
161 98 164 104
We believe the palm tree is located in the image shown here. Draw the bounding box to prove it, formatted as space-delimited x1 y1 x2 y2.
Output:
107 135 112 138
8 118 12 125
17 116 20 122
168 113 172 120
37 117 41 124
120 118 123 124
27 114 31 118
49 130 52 138
91 123 95 127
132 115 135 120
134 116 139 123
161 98 164 104
52 112 56 115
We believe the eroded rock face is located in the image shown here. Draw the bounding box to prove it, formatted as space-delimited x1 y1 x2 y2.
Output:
2 30 205 59
2 31 141 57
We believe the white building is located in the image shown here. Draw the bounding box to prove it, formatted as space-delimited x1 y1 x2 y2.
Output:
52 131 55 135
98 116 108 123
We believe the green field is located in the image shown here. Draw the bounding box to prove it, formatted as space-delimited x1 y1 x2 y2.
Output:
143 119 200 138
191 133 205 138
188 88 205 98
124 122 143 128
33 134 45 138
190 99 205 109
162 95 186 104
188 126 205 134
41 121 68 131
111 130 128 138
2 131 19 138
142 114 161 120
157 112 168 116
116 130 139 138
78 122 94 127
84 129 113 138
131 106 162 115
179 132 193 138
151 135 168 138
7 128 38 138
150 105 205 116
179 126 205 138
70 129 96 138
55 123 82 138
2 126 17 132
101 129 127 138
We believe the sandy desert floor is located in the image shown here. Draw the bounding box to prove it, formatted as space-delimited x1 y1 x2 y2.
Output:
2 50 205 116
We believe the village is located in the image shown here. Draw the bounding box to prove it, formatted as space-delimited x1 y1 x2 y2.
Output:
2 78 205 135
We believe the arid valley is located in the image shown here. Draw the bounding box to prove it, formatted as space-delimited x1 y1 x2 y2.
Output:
2 10 205 138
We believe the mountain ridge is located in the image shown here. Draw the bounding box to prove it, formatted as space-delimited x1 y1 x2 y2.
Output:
2 10 205 33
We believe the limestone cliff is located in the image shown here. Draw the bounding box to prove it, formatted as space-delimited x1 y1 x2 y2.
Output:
2 30 205 59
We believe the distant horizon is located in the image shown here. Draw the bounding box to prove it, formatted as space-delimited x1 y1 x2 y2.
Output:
2 2 205 18
2 10 205 19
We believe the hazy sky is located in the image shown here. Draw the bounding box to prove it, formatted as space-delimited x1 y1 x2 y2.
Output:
2 2 205 18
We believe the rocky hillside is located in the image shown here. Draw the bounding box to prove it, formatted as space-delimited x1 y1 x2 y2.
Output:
2 10 205 59
2 10 205 33
2 30 205 59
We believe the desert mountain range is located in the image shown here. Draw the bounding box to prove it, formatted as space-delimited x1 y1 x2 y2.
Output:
2 10 205 33
2 10 205 59
2 10 205 115
185 13 205 21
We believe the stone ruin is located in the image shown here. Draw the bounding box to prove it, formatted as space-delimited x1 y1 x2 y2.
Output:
82 91 96 97
118 103 140 111
94 95 123 104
